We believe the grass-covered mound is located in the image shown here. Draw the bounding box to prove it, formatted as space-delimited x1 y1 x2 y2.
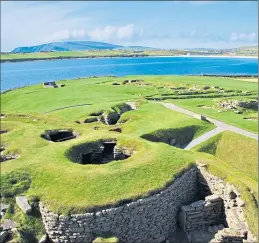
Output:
140 125 205 147
2 75 257 131
194 131 258 182
193 131 258 237
1 75 257 237
1 101 213 214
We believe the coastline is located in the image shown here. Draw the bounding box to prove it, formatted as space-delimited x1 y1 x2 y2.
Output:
1 54 257 63
156 55 258 59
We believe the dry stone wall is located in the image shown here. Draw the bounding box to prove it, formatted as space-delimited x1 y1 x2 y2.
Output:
39 165 255 243
179 195 224 232
40 168 198 243
197 165 255 243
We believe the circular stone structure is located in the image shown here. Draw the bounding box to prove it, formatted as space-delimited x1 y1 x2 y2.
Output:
67 139 132 165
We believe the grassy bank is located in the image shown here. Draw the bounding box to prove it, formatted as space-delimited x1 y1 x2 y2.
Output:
193 131 258 237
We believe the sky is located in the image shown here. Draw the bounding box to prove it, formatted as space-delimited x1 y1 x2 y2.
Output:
1 1 258 51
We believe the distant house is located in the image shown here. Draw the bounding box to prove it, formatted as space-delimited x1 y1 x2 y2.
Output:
42 82 58 88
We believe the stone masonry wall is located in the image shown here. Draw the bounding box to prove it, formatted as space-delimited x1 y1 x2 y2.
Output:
197 164 255 243
40 168 198 243
179 195 224 232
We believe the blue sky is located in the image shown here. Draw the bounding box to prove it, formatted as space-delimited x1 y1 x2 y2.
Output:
1 1 258 51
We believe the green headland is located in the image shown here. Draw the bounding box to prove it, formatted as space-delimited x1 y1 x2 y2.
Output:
1 75 258 240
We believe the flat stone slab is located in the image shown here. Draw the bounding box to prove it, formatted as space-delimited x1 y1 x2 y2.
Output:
205 195 222 203
16 196 32 214
0 231 9 243
0 204 8 212
1 219 18 230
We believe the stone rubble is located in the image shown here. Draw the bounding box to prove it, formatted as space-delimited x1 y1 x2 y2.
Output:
1 219 18 231
218 100 258 110
16 196 32 214
210 228 247 243
197 165 255 243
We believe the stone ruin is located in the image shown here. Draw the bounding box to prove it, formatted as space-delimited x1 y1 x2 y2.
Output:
0 154 19 163
141 126 198 149
84 104 133 125
0 146 19 163
179 195 224 233
177 164 255 243
109 128 122 133
42 82 65 88
218 99 258 110
67 140 132 165
41 129 78 142
38 164 255 243
122 79 142 84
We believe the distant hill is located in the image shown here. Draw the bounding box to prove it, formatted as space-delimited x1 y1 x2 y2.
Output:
228 45 258 56
11 41 157 53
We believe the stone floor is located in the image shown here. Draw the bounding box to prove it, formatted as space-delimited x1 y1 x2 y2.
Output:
167 228 215 243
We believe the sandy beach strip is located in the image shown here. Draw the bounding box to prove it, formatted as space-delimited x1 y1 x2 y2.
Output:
155 55 258 59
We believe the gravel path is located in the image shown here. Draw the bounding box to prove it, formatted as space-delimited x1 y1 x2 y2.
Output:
161 103 258 148
184 127 225 150
126 102 137 110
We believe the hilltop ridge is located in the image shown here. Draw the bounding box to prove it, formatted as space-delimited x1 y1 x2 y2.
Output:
11 41 157 53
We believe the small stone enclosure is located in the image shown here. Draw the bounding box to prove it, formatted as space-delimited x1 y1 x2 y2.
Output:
67 139 132 165
41 129 78 142
141 126 200 148
40 165 254 243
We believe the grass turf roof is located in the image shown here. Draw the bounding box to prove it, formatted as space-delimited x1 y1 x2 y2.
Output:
1 102 214 214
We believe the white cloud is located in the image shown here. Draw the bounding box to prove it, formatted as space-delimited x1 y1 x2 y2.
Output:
1 2 94 51
46 24 143 43
230 32 257 42
45 29 87 42
88 24 143 41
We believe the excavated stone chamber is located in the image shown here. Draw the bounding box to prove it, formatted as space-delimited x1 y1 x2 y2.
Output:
41 129 78 142
39 166 255 243
67 139 132 165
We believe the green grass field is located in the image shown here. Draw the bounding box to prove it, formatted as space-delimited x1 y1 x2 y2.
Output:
1 75 258 238
2 75 257 131
1 102 214 213
1 50 185 62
